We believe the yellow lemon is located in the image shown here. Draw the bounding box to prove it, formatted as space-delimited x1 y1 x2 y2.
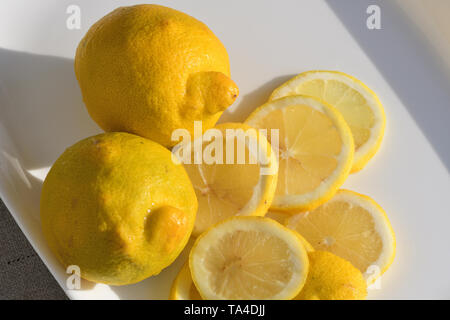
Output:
182 123 278 236
270 71 385 172
245 95 354 212
264 211 290 225
296 251 367 300
75 5 238 147
40 132 198 285
169 262 202 300
286 189 396 283
189 216 309 300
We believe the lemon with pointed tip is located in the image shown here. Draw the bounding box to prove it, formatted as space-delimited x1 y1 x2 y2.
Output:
75 4 239 147
40 132 197 285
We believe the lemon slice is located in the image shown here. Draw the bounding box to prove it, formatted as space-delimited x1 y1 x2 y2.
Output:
189 216 309 300
264 211 290 225
245 95 353 212
169 262 202 300
265 211 314 252
182 123 278 236
270 70 385 173
285 189 395 283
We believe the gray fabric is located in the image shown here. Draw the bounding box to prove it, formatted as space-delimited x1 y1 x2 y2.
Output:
0 198 67 300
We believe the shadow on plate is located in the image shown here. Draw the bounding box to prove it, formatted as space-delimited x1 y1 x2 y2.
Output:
220 74 296 123
325 0 450 172
0 48 101 171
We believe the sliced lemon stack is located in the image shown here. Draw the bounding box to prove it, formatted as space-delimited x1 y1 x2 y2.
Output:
183 123 278 236
285 190 395 283
246 95 354 212
270 70 386 172
189 216 309 300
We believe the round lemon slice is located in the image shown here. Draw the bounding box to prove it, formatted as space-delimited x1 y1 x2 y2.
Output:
245 95 354 212
182 123 278 236
169 262 202 300
189 216 309 300
285 189 395 283
270 71 385 173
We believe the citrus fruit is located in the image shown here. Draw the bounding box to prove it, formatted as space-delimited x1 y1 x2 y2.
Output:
182 123 278 236
264 212 314 252
270 70 385 172
264 211 290 225
296 251 367 300
169 262 202 300
40 132 198 285
285 189 395 282
189 216 309 300
75 4 238 147
245 95 354 212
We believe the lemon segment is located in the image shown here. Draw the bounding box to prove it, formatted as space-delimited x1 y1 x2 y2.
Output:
183 123 278 236
169 262 202 300
189 216 309 300
245 95 353 212
270 70 385 172
296 251 367 300
285 189 395 283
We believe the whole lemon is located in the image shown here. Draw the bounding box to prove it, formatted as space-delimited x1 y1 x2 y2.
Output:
40 132 198 285
75 4 239 147
295 251 367 300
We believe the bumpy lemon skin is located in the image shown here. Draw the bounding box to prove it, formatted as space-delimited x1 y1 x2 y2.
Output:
75 4 239 147
40 132 198 285
296 251 367 300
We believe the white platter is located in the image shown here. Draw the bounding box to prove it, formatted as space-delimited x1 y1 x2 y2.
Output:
0 0 449 299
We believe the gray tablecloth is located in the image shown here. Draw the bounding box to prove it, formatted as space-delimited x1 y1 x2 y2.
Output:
0 198 67 300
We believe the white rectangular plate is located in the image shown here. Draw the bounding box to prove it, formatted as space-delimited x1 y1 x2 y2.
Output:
1 0 449 299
